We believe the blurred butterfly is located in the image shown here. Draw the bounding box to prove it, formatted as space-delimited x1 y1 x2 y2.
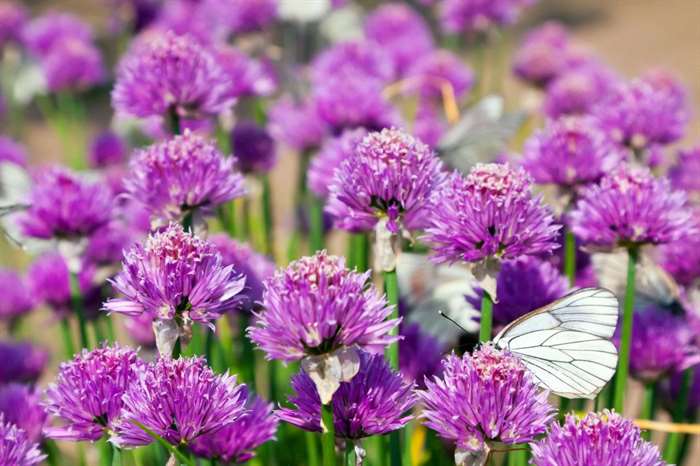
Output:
492 287 619 399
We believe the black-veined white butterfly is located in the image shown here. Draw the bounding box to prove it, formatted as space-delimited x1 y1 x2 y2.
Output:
492 287 619 399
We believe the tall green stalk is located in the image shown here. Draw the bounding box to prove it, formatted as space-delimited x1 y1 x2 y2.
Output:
70 272 90 350
564 230 576 286
111 445 122 466
613 246 638 414
663 368 693 463
384 269 399 370
348 234 369 271
306 431 320 466
639 382 657 441
60 318 75 359
479 292 494 342
309 195 325 253
321 404 336 466
261 174 274 256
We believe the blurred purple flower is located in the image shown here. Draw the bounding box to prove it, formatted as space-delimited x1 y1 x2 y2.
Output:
268 97 327 152
543 63 618 118
669 145 700 199
512 21 573 87
230 121 276 174
0 1 26 48
83 223 136 268
399 323 444 388
326 128 444 234
531 410 664 466
0 341 48 385
310 40 395 85
413 102 448 148
308 128 367 200
420 346 556 454
659 233 700 287
441 0 536 35
248 251 398 362
22 12 92 56
216 46 277 99
660 367 700 419
41 38 104 92
0 414 45 465
277 351 416 438
111 357 248 447
0 136 27 166
89 131 127 168
0 268 33 320
227 0 277 34
407 50 474 102
0 384 46 443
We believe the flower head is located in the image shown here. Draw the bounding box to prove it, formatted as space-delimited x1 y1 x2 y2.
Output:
268 97 327 152
277 351 416 439
19 167 112 240
111 357 248 447
248 251 398 362
112 31 234 120
105 223 245 326
41 38 104 92
570 164 695 248
399 323 444 388
0 414 45 466
0 136 27 166
22 13 92 56
43 345 143 441
659 234 700 287
531 410 665 466
522 116 621 187
407 50 474 103
125 130 246 223
0 2 26 48
326 128 444 234
425 164 560 264
0 341 47 385
216 46 277 99
310 40 395 86
0 268 33 320
89 131 127 168
440 0 535 35
308 129 367 200
512 21 572 87
669 145 700 200
0 384 46 443
543 63 618 118
420 346 556 453
227 0 277 34
190 394 277 463
230 121 276 174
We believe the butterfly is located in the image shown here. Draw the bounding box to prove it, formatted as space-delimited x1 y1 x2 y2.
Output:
492 287 619 399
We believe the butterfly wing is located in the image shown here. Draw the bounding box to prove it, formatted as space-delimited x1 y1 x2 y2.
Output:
492 288 619 399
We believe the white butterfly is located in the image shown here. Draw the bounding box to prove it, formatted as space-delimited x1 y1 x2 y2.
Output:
493 287 619 399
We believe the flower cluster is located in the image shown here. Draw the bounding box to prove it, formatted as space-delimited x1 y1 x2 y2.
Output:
308 129 367 200
440 0 535 34
0 341 47 385
0 414 45 466
0 268 33 320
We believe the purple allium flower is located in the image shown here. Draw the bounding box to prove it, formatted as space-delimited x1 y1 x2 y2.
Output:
43 345 142 441
84 223 137 268
249 251 399 362
41 38 104 92
467 256 568 328
125 130 246 223
19 167 112 240
190 394 277 463
22 13 93 56
227 0 277 34
425 163 560 264
0 2 26 48
112 31 234 120
593 72 690 151
669 145 700 200
124 313 156 348
440 0 536 35
512 21 572 87
413 102 448 148
0 414 45 466
89 131 127 168
659 233 700 287
0 268 33 320
312 75 400 133
0 384 46 443
277 351 416 438
268 97 327 152
105 223 245 326
420 346 556 454
531 410 665 466
209 234 275 312
310 40 395 86
364 3 434 75
0 136 27 166
308 128 367 200
616 307 699 383
216 46 277 99
407 50 474 102
111 356 248 447
0 341 48 385
399 323 444 388
230 121 276 174
326 128 444 234
570 164 695 249
522 116 621 187
543 63 618 118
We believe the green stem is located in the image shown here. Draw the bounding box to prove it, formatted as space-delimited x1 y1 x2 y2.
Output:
479 292 494 343
663 368 693 463
345 442 355 466
112 445 122 466
309 195 325 253
321 404 336 466
42 440 61 466
70 272 90 350
384 269 400 370
99 437 112 466
167 107 181 135
613 246 638 414
348 233 368 271
640 382 657 441
60 317 75 359
105 317 116 343
564 230 576 287
389 431 402 466
261 174 274 256
172 339 181 359
306 431 320 466
92 319 106 346
402 421 414 466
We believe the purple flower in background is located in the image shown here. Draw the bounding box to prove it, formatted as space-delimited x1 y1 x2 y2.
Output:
89 131 127 168
441 0 536 35
0 136 27 166
407 50 474 102
277 351 416 438
0 341 48 385
268 97 327 152
425 163 560 264
249 251 398 362
570 164 695 249
0 414 45 466
543 63 618 118
112 31 234 120
512 21 573 87
326 128 444 234
522 116 621 187
43 345 142 441
467 256 568 328
227 0 277 34
191 394 277 463
111 357 248 447
19 167 112 240
216 46 277 99
230 121 276 174
364 3 434 75
399 323 444 388
0 2 26 48
531 410 665 466
125 130 246 223
661 367 700 419
669 145 700 200
0 384 46 443
22 13 92 56
593 71 690 151
83 223 137 268
420 346 556 455
310 40 395 85
41 38 104 92
308 128 367 200
659 233 700 287
413 102 448 148
105 223 245 327
0 268 33 320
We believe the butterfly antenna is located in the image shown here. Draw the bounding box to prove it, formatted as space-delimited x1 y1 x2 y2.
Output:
438 310 469 334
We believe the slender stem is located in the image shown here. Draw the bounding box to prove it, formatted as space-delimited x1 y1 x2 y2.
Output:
640 382 657 441
92 319 106 346
663 368 693 463
309 195 325 253
60 317 75 359
349 233 369 271
261 174 274 256
345 442 355 466
42 440 61 466
306 431 320 466
389 430 402 466
172 339 181 359
321 404 337 466
402 421 414 466
112 445 122 466
98 437 112 466
613 246 638 414
70 272 90 350
564 230 576 287
105 317 116 343
166 107 181 135
384 269 400 370
479 292 494 343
